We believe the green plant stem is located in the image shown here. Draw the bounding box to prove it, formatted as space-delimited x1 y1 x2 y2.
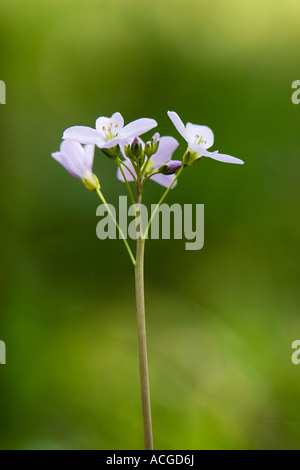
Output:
143 166 185 240
117 159 136 206
135 188 153 450
141 171 160 190
119 159 137 183
96 188 136 267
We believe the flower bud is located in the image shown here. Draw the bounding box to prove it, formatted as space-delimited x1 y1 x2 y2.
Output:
132 142 143 159
152 139 159 154
145 134 160 158
125 138 144 162
131 136 140 148
145 160 154 175
158 160 182 175
144 142 153 158
124 144 134 159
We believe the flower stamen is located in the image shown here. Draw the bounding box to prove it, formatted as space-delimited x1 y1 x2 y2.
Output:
194 134 207 146
101 121 120 141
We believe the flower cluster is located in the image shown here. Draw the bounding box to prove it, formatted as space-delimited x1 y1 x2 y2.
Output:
51 111 244 192
51 109 244 452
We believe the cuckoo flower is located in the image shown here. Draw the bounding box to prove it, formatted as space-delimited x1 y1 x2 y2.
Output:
168 111 244 165
63 112 157 150
117 134 181 188
51 141 100 191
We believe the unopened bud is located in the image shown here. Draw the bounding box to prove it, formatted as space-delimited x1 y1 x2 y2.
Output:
144 142 153 158
124 144 134 159
145 160 154 175
132 142 143 159
125 138 144 161
158 160 182 175
145 133 160 158
152 139 159 155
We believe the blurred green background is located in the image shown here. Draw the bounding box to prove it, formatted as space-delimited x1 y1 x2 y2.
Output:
1 0 300 450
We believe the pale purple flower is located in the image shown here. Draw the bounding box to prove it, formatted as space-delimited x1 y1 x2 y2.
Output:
117 135 181 188
168 111 244 165
51 141 100 191
63 112 157 150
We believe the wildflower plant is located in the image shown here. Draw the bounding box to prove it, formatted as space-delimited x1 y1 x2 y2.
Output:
51 111 244 450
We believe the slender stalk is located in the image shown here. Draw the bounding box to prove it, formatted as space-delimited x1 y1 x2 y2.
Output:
119 159 137 183
96 188 136 267
143 166 185 240
117 159 136 206
135 188 153 450
141 171 160 190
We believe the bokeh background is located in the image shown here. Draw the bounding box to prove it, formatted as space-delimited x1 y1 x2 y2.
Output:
1 0 300 450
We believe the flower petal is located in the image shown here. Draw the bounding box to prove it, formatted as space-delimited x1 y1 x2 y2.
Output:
151 173 178 188
51 149 83 179
102 119 157 148
204 150 244 165
51 152 79 178
111 112 124 129
152 132 160 143
167 111 187 140
63 126 103 146
60 140 84 160
83 144 96 171
95 117 112 135
152 136 179 168
185 123 214 149
52 141 93 179
111 118 157 144
60 141 86 173
189 142 214 157
121 118 157 139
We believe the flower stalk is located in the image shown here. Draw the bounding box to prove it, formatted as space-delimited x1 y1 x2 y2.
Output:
96 187 136 267
134 186 153 450
143 165 185 241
